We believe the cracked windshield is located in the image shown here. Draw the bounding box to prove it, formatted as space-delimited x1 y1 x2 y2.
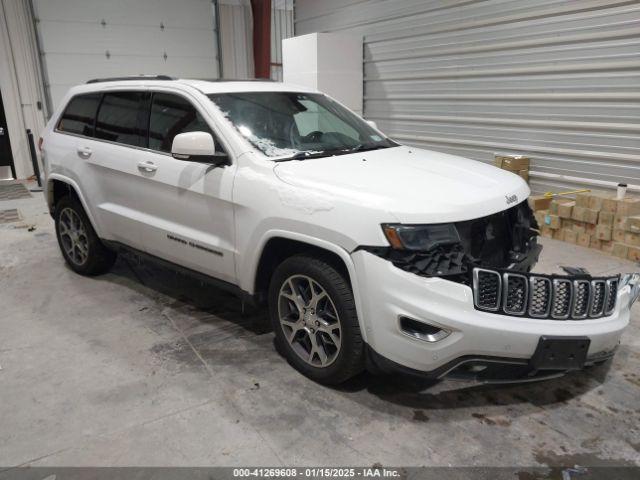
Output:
208 91 396 159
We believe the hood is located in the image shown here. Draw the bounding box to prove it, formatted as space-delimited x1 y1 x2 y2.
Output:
273 146 531 223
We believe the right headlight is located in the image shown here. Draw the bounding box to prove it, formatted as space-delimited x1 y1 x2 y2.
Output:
382 223 460 251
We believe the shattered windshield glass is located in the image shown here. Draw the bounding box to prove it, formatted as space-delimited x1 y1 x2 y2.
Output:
207 91 397 159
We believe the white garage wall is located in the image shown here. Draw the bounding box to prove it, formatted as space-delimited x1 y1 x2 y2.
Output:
295 0 640 194
33 0 221 109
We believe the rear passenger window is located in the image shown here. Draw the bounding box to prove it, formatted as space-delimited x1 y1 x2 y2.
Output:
95 92 145 146
57 93 101 136
148 93 214 153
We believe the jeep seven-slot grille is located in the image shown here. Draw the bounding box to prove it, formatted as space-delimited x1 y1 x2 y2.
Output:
472 268 618 320
473 269 501 310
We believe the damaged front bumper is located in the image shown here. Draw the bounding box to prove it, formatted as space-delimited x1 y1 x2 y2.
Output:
352 249 639 383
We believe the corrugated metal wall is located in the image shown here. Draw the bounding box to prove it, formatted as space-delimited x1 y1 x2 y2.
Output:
295 0 640 194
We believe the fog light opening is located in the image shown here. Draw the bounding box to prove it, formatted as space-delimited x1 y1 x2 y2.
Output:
399 316 450 343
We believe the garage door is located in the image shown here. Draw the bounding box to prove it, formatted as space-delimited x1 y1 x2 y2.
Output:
295 0 640 194
33 0 220 110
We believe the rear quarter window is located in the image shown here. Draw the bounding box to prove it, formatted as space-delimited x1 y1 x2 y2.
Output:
57 93 101 136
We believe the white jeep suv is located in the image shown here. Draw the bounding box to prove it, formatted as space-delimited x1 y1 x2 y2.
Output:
41 76 639 384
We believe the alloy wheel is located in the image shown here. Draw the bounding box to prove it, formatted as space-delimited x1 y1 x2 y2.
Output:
58 207 89 266
277 274 341 367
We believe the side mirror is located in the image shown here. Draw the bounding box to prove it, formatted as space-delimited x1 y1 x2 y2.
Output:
171 131 229 166
366 120 378 130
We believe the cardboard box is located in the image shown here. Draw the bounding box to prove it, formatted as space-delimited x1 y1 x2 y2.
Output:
617 197 640 217
561 218 574 229
495 155 530 171
572 222 586 234
629 246 640 262
585 223 597 235
541 225 553 238
517 169 529 183
552 228 564 240
613 229 626 243
575 192 590 208
602 197 618 213
544 213 561 229
577 233 591 247
534 210 548 226
587 191 613 210
613 243 629 259
572 206 598 224
590 237 602 250
614 215 627 230
585 208 599 224
563 230 577 244
529 195 552 211
600 240 614 253
626 215 640 233
559 227 572 241
549 199 575 219
598 211 614 226
595 225 612 241
625 232 640 247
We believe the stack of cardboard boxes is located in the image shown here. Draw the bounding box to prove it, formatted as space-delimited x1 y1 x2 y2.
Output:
495 155 529 183
530 191 640 262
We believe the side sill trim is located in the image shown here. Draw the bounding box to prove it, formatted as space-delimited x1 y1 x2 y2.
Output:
102 240 259 306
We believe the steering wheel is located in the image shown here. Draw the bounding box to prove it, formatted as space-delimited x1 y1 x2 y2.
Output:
305 130 324 143
289 127 325 149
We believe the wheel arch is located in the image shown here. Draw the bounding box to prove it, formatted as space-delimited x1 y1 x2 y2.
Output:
46 175 102 237
250 231 368 342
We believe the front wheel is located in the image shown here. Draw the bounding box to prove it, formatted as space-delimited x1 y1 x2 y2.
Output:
268 254 364 384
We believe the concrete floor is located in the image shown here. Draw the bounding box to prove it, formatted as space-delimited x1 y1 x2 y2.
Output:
1 182 639 470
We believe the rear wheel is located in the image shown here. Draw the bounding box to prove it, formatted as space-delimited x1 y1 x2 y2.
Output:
55 195 116 275
268 254 364 384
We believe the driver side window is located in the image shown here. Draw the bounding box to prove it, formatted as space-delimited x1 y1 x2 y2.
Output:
148 93 223 154
294 99 359 140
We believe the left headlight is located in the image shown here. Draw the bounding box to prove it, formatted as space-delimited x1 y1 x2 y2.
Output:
382 223 460 251
621 273 640 308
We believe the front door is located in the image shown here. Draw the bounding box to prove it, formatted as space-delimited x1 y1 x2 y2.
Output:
0 90 16 179
133 92 237 284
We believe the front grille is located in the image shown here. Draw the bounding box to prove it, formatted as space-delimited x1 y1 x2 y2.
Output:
503 273 527 315
572 280 590 318
473 269 501 311
528 277 551 317
472 268 619 320
590 280 606 316
605 279 618 315
551 279 572 319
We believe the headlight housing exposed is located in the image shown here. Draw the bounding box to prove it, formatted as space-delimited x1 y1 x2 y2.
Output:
382 223 460 251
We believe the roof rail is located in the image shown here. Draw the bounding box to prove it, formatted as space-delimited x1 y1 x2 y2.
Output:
86 75 176 84
193 78 276 82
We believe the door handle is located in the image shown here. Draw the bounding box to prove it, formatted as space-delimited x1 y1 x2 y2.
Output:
77 146 92 158
137 161 157 172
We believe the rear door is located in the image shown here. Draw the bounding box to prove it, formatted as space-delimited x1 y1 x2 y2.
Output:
81 90 149 249
132 91 237 284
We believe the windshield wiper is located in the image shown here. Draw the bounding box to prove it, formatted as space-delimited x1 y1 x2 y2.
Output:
276 148 351 162
347 143 391 153
275 144 392 162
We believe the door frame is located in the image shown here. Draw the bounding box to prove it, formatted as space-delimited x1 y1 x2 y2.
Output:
0 89 17 179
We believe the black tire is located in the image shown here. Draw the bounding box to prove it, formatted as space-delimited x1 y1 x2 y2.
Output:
54 195 116 275
268 254 364 384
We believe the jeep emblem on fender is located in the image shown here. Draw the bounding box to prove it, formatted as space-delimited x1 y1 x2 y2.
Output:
505 194 518 204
